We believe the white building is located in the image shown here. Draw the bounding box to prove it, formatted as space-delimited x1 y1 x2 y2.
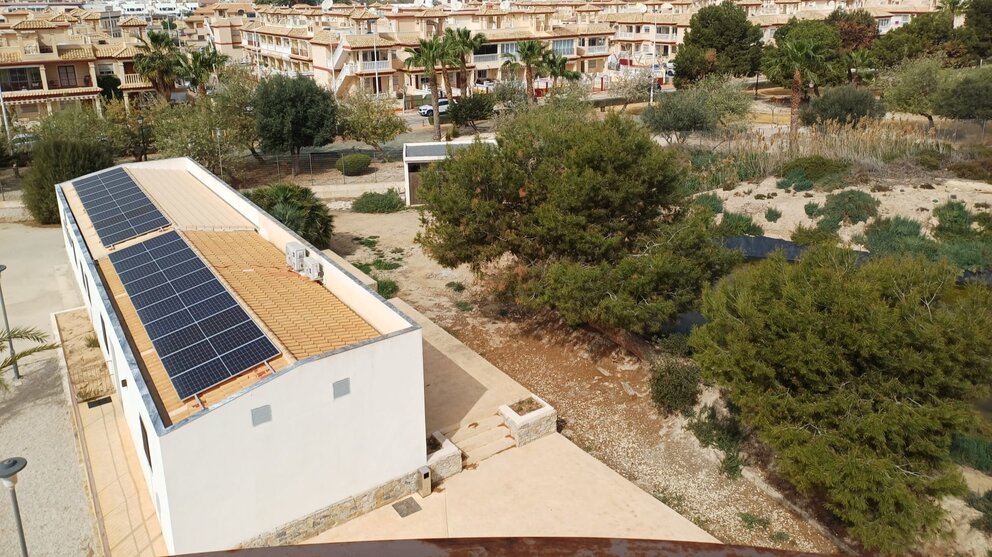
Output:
56 157 427 554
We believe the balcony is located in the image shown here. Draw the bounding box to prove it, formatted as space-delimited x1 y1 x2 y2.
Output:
358 60 391 72
617 31 639 40
472 53 499 63
122 73 152 87
583 44 608 54
655 33 676 41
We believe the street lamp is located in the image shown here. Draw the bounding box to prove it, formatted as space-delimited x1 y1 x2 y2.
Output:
0 457 28 557
0 264 18 380
136 115 147 162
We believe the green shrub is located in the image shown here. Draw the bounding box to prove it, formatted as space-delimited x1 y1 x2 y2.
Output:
804 201 820 217
776 169 814 192
371 258 401 270
649 359 701 416
780 156 851 183
448 94 495 130
915 148 946 171
860 216 934 258
967 491 992 534
816 190 879 231
949 159 992 183
739 512 771 530
791 224 839 246
657 333 692 357
717 212 763 236
246 182 334 248
445 281 466 293
376 277 398 298
352 261 372 274
952 434 992 474
933 200 972 239
454 300 473 312
735 151 768 182
693 193 724 214
25 139 114 224
688 405 747 478
336 153 372 176
351 188 405 213
799 85 886 127
765 208 782 223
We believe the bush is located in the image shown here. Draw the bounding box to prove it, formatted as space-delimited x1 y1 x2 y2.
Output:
804 201 820 217
649 359 701 416
933 200 972 239
951 434 992 474
688 405 747 478
967 490 992 534
693 193 724 214
376 277 398 298
25 140 114 224
776 169 814 192
816 190 879 231
448 94 495 130
336 153 372 176
351 189 405 213
791 224 839 246
246 182 334 248
800 85 886 126
859 216 935 258
717 212 763 236
780 156 851 183
657 333 692 356
764 208 782 222
915 148 946 171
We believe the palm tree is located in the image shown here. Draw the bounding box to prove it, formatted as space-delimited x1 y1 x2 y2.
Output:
405 37 448 141
768 39 830 150
1 327 58 390
847 49 874 85
134 30 182 101
246 183 334 249
179 44 229 98
444 27 487 96
939 0 969 18
502 40 549 105
543 52 581 88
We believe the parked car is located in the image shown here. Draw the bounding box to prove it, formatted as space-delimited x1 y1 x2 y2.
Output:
418 98 449 117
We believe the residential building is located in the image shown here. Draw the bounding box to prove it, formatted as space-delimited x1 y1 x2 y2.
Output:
56 157 427 554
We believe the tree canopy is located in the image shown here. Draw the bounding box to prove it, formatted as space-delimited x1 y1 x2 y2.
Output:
339 87 409 154
935 66 992 122
672 0 763 86
690 246 992 554
824 8 878 52
24 139 114 224
879 55 946 125
766 20 847 93
254 74 337 173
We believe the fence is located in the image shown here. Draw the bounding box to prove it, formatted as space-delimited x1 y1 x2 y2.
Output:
231 149 406 200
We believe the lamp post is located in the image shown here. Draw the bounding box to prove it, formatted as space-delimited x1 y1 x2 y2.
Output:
136 115 147 161
0 457 28 557
0 264 18 380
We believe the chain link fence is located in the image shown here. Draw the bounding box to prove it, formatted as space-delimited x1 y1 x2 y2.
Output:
231 148 406 199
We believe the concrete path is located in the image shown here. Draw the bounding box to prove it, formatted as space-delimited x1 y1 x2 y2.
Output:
306 433 719 545
0 223 98 557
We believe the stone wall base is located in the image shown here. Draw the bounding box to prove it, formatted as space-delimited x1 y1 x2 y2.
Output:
239 469 419 548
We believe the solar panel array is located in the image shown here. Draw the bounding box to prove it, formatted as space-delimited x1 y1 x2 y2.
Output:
108 231 280 400
73 168 169 247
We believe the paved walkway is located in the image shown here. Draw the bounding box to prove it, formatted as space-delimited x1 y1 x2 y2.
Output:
307 433 719 545
76 395 166 557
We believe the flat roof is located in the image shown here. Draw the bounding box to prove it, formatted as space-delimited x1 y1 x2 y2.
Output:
61 160 387 427
403 140 495 161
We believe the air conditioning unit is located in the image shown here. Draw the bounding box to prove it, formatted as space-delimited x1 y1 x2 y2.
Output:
285 242 306 271
302 256 323 281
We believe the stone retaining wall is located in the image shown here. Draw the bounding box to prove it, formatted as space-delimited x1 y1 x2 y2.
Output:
499 395 557 447
239 469 419 548
426 431 462 484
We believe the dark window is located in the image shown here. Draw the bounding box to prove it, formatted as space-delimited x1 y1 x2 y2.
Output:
57 65 77 87
140 418 152 471
0 67 42 91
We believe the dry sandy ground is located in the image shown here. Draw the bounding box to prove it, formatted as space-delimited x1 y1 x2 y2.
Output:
329 209 839 553
56 309 115 403
716 176 992 245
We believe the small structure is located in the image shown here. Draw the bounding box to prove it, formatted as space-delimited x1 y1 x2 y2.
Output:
401 140 497 205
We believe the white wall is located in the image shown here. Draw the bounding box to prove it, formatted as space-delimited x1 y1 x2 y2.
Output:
158 328 427 554
55 186 179 551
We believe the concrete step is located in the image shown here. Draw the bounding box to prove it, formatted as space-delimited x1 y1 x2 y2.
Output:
463 435 516 467
456 424 513 454
444 414 505 444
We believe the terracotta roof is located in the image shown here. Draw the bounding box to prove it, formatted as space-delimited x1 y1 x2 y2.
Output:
481 27 548 41
12 19 57 30
345 33 397 48
550 23 615 36
48 13 75 22
351 8 381 19
310 29 337 45
185 231 380 361
416 7 447 17
58 45 95 60
83 12 103 21
476 6 508 15
118 16 149 26
576 3 602 12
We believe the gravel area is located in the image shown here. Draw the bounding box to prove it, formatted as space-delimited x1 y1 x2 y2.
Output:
0 223 97 557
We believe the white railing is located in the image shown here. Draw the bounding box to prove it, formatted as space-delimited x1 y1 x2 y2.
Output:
472 53 499 63
359 60 390 72
585 44 608 54
330 36 348 70
123 73 150 86
655 33 675 41
333 63 353 93
617 31 638 39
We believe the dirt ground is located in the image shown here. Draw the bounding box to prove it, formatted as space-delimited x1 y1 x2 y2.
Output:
716 175 992 246
55 308 115 403
329 209 840 553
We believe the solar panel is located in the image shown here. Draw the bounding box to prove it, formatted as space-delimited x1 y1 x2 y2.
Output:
108 231 280 400
73 168 170 247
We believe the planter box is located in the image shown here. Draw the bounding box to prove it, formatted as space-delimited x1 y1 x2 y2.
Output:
426 431 462 484
498 395 556 447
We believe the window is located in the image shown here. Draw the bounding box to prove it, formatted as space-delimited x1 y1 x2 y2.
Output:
551 39 574 57
499 42 517 56
57 65 78 87
100 316 108 350
0 67 42 91
140 418 152 472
